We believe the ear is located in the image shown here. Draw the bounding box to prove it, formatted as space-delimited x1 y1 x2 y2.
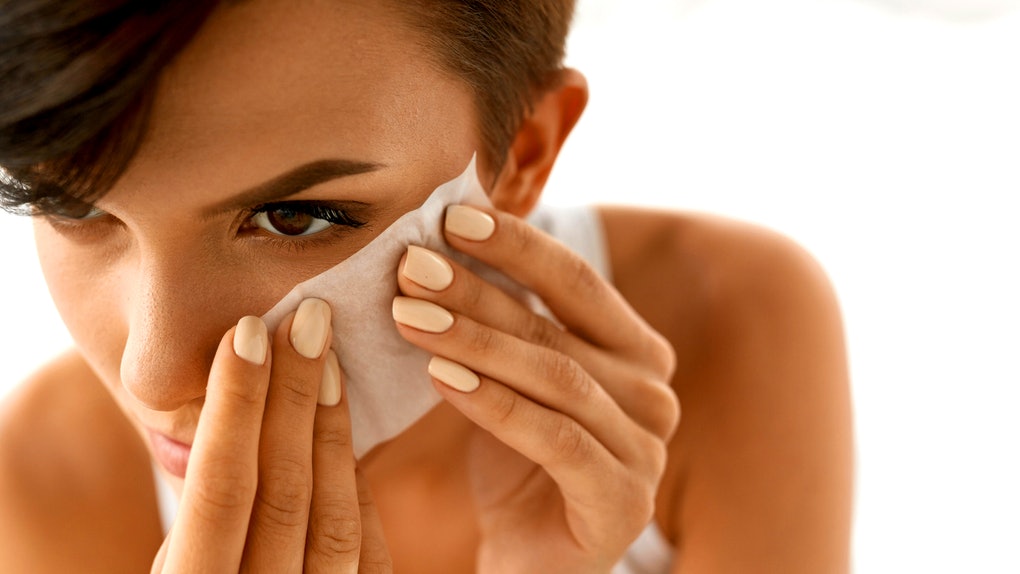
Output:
489 68 588 216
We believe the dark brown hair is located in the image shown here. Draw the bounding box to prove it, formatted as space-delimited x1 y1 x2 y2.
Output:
0 0 575 215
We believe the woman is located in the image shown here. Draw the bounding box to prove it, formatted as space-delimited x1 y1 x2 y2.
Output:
0 1 854 572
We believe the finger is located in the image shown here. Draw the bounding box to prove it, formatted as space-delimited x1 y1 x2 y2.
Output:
304 351 365 572
426 358 640 532
397 247 680 439
243 298 333 573
392 300 659 471
163 316 271 573
443 205 660 357
150 527 171 574
355 466 392 572
439 208 678 438
398 245 577 355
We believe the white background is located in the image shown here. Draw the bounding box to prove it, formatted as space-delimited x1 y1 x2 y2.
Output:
2 0 1018 572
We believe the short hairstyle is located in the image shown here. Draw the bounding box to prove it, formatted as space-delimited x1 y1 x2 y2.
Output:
0 0 575 215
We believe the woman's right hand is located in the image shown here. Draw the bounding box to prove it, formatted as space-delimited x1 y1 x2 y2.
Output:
149 298 392 573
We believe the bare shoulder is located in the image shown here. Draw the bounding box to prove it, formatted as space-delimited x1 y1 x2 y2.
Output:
599 206 846 378
598 206 854 573
0 349 106 498
599 206 839 322
0 349 162 572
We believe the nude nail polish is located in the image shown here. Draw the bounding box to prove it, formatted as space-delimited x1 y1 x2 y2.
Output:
318 350 342 407
445 205 495 241
233 316 268 365
391 296 454 333
403 245 454 291
428 356 480 392
290 298 331 359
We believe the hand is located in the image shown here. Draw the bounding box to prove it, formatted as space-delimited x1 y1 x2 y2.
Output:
150 299 392 573
394 206 680 573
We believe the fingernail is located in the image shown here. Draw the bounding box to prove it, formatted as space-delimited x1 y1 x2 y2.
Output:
445 205 495 241
403 246 454 291
233 316 268 365
318 349 342 406
391 296 454 333
291 298 332 359
428 356 480 392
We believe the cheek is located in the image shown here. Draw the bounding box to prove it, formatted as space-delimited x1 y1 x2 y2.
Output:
34 223 128 388
32 221 304 407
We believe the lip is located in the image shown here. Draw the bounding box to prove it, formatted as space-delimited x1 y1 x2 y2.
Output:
147 429 192 478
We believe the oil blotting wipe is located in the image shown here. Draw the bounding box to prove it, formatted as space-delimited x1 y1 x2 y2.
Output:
261 154 549 458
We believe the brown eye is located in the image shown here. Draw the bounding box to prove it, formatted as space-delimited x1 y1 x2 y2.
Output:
252 206 332 236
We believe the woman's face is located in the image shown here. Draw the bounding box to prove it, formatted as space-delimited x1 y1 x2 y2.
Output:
33 0 485 484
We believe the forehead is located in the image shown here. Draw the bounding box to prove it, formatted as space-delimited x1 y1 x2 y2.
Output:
118 0 477 203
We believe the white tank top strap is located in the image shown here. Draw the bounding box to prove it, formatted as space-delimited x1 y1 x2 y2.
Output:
151 463 177 536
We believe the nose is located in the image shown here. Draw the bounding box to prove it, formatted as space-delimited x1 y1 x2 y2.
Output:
118 246 267 412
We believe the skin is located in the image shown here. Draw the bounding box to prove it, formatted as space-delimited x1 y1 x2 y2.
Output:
0 0 854 572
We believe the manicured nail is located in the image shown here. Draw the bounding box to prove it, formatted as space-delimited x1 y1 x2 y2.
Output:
428 356 480 392
403 246 454 291
391 296 454 333
290 298 332 359
233 316 268 365
318 349 342 406
445 205 495 241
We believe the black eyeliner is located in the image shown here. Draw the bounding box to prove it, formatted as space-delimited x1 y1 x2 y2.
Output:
250 200 367 229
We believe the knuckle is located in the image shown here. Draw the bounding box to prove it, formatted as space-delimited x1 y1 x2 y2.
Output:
461 275 486 311
632 329 677 381
663 387 682 436
356 527 393 571
309 501 363 558
648 331 678 379
561 252 601 297
221 382 266 409
639 432 670 478
273 371 319 407
617 420 668 479
490 387 523 427
550 418 591 462
504 215 537 254
191 463 256 518
633 489 657 528
619 474 657 528
641 378 681 439
256 459 313 526
313 425 353 451
522 313 563 351
464 322 499 356
542 352 592 402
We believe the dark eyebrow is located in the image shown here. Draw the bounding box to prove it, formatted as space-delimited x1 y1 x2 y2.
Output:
201 159 382 219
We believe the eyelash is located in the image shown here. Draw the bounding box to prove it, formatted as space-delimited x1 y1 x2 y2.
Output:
43 201 368 252
248 201 367 232
243 201 368 252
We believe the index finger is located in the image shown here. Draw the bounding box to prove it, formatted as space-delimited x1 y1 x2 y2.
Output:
161 316 270 573
443 205 655 354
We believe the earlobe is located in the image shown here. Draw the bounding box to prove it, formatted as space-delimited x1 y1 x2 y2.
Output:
489 68 589 216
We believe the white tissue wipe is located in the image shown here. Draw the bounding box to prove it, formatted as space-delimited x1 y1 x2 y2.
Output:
261 154 548 459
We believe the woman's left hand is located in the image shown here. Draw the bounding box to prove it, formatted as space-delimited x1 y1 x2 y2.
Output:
393 205 681 574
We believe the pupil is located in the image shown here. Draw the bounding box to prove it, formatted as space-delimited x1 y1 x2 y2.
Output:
267 209 313 235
